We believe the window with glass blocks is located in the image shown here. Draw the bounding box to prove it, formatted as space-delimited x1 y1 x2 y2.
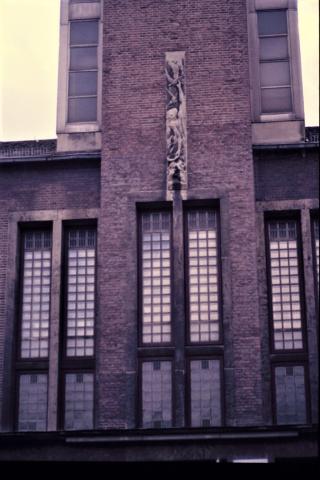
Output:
68 19 99 122
61 227 96 430
186 210 221 344
266 219 305 351
65 228 96 357
257 9 292 114
140 211 172 345
139 207 223 429
16 229 52 431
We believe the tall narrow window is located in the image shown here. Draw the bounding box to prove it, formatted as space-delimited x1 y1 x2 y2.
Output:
141 360 172 428
186 209 221 343
16 228 52 431
140 212 171 344
62 226 96 430
189 359 222 427
66 228 96 357
267 219 304 351
274 365 307 425
68 20 99 123
20 230 52 358
257 10 292 113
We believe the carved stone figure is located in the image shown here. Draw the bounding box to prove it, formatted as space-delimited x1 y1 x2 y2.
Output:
165 52 187 191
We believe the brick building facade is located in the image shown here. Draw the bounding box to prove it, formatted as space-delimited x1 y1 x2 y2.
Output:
0 0 318 462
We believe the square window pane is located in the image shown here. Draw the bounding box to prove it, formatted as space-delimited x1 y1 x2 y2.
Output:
69 71 97 96
257 10 287 36
70 20 99 46
260 61 290 87
261 87 292 113
70 46 97 70
260 36 288 61
68 97 97 122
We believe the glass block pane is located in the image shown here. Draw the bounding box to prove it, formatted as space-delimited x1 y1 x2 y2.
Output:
260 37 288 61
190 359 221 427
69 71 97 96
20 231 52 358
261 87 292 113
141 212 171 344
70 46 97 70
70 20 99 46
275 365 307 425
68 97 97 122
268 221 304 351
257 10 287 36
18 374 48 431
66 229 96 357
187 210 220 343
260 61 290 87
64 373 94 430
142 361 172 428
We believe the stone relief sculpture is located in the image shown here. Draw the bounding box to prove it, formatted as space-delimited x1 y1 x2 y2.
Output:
165 52 187 191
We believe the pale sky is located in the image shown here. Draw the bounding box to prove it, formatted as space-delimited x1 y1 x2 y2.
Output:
0 0 319 141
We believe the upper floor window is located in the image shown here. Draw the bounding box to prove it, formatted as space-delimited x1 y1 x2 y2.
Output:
140 212 172 345
20 230 52 359
68 20 99 123
64 228 96 357
266 219 305 351
186 210 221 344
16 228 52 432
257 10 292 114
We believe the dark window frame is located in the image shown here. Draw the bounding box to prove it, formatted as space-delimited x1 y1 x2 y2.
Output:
60 223 97 363
137 206 174 348
264 212 308 355
183 203 224 347
58 221 97 431
270 361 311 426
14 223 52 431
136 201 225 430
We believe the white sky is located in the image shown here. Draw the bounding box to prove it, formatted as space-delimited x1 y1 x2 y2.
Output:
0 0 319 141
